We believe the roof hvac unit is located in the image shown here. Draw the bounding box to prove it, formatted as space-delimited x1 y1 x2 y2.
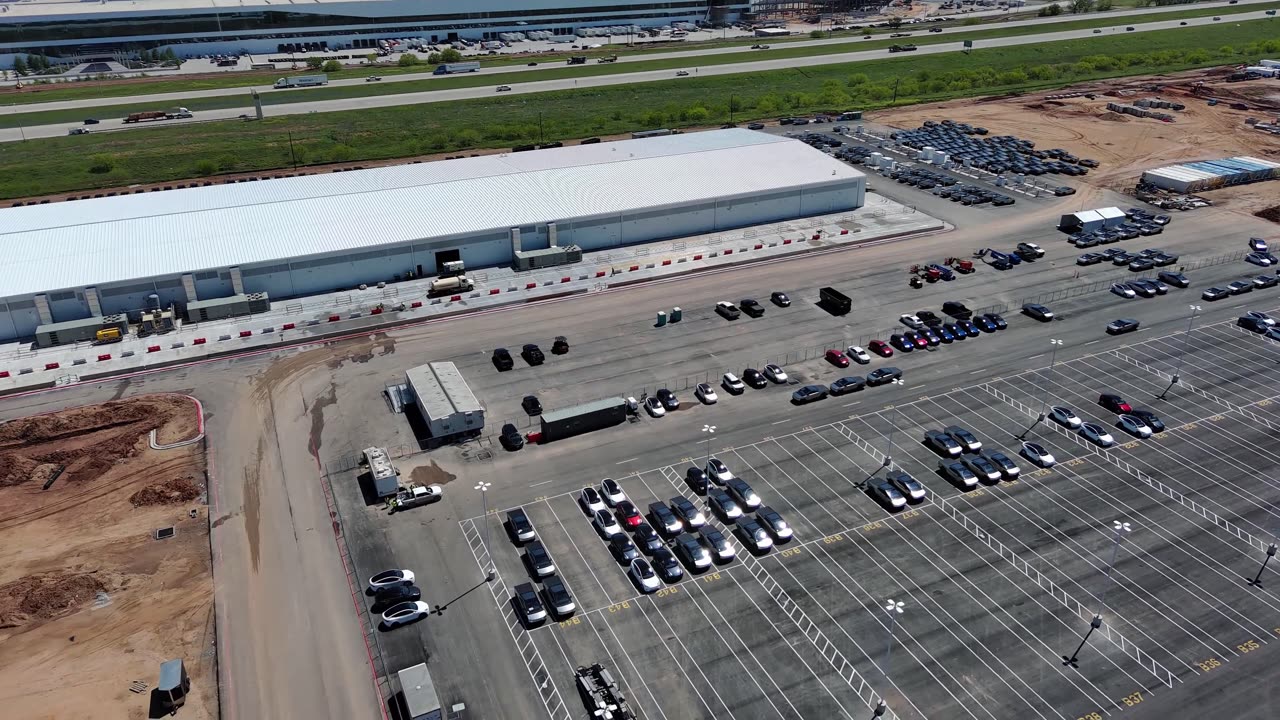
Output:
183 292 271 322
512 244 583 272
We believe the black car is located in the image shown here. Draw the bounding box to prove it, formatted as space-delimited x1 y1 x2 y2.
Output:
524 540 556 577
508 508 535 543
748 122 766 130
982 312 1007 330
771 291 791 307
648 502 683 537
866 367 903 386
1239 315 1270 333
521 343 545 365
552 335 570 354
631 522 664 554
83 118 101 125
1158 271 1189 288
1129 409 1165 432
608 534 640 564
1201 286 1230 301
656 388 679 410
740 299 766 318
1106 318 1140 335
541 575 576 618
492 347 514 371
674 535 712 571
650 547 684 582
942 301 972 319
685 467 709 494
522 395 543 415
829 376 865 395
742 368 768 389
886 470 926 502
513 582 547 625
500 423 524 451
916 310 942 326
371 583 422 611
1128 258 1155 272
973 316 997 333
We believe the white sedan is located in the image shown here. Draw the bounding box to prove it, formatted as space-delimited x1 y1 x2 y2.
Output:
1021 442 1056 467
1117 414 1153 438
722 372 746 394
695 382 719 404
899 314 924 330
1110 283 1137 299
764 364 788 383
580 487 606 513
593 509 622 537
629 558 661 593
644 396 666 417
601 478 626 506
1079 423 1115 447
847 346 872 364
381 600 431 628
1049 406 1082 429
368 569 415 593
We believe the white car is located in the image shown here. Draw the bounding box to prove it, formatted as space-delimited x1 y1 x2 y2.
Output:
381 600 430 627
629 558 661 593
695 382 718 404
763 364 788 383
580 486 606 513
644 396 666 417
705 458 734 484
847 346 872 365
1079 422 1115 447
675 70 689 76
1049 406 1082 429
1021 442 1056 468
1117 414 1153 438
368 569 415 593
593 508 622 537
601 478 626 506
899 314 924 330
365 76 383 82
1111 283 1137 299
721 372 746 394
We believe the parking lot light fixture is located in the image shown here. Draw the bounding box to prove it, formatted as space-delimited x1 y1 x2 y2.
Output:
1099 520 1131 613
871 699 888 718
882 599 905 682
1019 338 1063 440
1063 614 1103 668
702 424 717 466
884 379 905 467
475 481 495 581
1248 542 1278 588
1158 305 1201 400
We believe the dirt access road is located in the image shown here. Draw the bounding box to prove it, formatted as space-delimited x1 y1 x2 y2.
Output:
0 395 213 720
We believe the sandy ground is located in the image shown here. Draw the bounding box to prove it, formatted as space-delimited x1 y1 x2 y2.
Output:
872 67 1280 221
0 395 215 720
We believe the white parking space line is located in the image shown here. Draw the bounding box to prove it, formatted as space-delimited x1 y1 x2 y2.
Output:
631 597 737 720
541 498 621 607
586 612 672 720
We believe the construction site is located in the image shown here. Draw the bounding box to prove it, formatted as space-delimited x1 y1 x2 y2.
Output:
873 65 1280 224
0 395 214 720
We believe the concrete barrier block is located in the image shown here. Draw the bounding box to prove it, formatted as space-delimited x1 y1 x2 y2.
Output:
661 260 671 266
370 307 383 315
753 244 763 250
329 315 341 322
629 265 640 272
490 288 500 295
410 301 423 309
306 320 321 326
449 295 461 302
783 239 792 245
596 270 606 277
693 254 703 260
72 358 87 366
560 277 570 283
678 257 687 263
724 249 733 255
350 311 363 318
44 362 60 370
171 342 184 349
840 229 849 235
19 368 33 375
526 282 537 290
122 351 135 358
645 263 655 269
218 335 232 341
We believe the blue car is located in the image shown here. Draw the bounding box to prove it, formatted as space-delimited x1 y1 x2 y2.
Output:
957 319 980 337
944 323 965 341
936 325 955 343
973 316 998 333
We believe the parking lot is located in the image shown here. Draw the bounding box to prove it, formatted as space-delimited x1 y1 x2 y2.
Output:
455 307 1280 720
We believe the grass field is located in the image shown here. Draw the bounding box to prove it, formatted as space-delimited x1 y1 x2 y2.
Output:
2 0 1274 116
1 19 1277 200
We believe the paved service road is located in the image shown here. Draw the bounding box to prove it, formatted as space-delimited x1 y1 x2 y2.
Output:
2 4 1273 144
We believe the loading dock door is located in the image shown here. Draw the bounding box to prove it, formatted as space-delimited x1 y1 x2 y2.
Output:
435 249 461 273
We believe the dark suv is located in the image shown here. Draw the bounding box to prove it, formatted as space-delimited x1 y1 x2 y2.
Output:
522 395 542 415
521 343 545 365
492 348 513 371
739 299 765 318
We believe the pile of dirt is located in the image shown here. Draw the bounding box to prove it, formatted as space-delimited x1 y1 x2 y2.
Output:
0 395 191 487
1098 111 1130 122
0 572 107 627
1255 205 1280 224
129 476 202 507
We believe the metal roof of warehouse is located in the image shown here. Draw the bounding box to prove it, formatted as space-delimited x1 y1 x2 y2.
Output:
406 362 482 419
0 129 862 299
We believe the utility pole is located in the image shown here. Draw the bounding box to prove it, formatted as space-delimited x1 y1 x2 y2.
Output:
1063 615 1103 668
1017 338 1062 440
475 481 495 581
1158 304 1200 400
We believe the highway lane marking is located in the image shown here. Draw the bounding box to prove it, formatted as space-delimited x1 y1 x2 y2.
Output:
969 368 986 374
615 457 638 464
1085 339 1101 345
531 479 554 487
1028 354 1043 360
771 418 791 425
844 400 861 407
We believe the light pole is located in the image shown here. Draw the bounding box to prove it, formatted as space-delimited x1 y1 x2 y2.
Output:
1099 520 1131 613
862 379 904 488
1017 338 1062 440
1063 614 1102 668
882 599 905 682
1248 542 1278 588
871 700 888 718
1158 304 1200 400
702 424 717 468
475 481 495 581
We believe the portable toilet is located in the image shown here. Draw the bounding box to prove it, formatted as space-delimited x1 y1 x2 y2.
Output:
656 311 667 327
671 307 682 322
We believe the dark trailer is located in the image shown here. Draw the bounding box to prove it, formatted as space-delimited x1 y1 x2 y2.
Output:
540 397 627 442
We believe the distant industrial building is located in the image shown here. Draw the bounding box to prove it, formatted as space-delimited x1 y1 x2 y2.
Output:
1140 156 1280 194
0 129 865 342
1058 207 1125 233
0 0 749 60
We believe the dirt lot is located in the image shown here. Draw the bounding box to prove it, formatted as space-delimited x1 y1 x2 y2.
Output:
872 67 1280 220
0 395 215 720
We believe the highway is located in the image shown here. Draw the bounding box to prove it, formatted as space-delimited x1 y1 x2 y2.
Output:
1 2 1274 144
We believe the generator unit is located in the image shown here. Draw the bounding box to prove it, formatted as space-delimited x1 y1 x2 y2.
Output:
34 314 129 348
184 292 271 323
512 244 583 272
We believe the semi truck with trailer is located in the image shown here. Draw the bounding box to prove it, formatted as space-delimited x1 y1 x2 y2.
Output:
273 74 328 89
433 62 481 75
123 107 193 123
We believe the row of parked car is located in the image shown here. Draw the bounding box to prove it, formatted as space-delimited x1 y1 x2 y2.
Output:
1236 310 1280 340
1077 246 1179 271
893 121 1097 177
1067 208 1170 249
1047 393 1166 447
492 336 569 371
921 425 1035 490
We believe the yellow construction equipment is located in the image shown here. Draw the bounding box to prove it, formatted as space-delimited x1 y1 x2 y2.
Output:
95 327 123 344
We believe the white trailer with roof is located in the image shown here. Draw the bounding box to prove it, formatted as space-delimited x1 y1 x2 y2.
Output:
406 362 485 439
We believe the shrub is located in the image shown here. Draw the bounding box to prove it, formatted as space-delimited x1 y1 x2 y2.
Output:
398 53 420 67
87 154 115 174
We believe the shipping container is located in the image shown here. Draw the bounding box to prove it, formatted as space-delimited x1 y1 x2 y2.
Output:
540 397 627 442
818 287 852 315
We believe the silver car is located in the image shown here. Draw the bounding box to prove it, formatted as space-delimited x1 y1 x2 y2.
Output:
1049 406 1082 429
940 460 978 489
1117 414 1152 438
1079 422 1115 447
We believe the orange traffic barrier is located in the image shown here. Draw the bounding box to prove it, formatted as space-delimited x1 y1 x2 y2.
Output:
193 338 206 345
97 354 112 361
239 330 252 338
44 362 60 370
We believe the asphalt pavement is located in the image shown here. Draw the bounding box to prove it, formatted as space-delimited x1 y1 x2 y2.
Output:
4 3 1274 143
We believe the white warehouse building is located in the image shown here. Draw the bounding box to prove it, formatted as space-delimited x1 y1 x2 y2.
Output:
0 129 865 342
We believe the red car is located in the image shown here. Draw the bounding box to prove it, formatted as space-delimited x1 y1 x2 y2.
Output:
615 500 643 528
825 349 850 367
868 340 894 357
1098 394 1132 414
910 332 928 349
